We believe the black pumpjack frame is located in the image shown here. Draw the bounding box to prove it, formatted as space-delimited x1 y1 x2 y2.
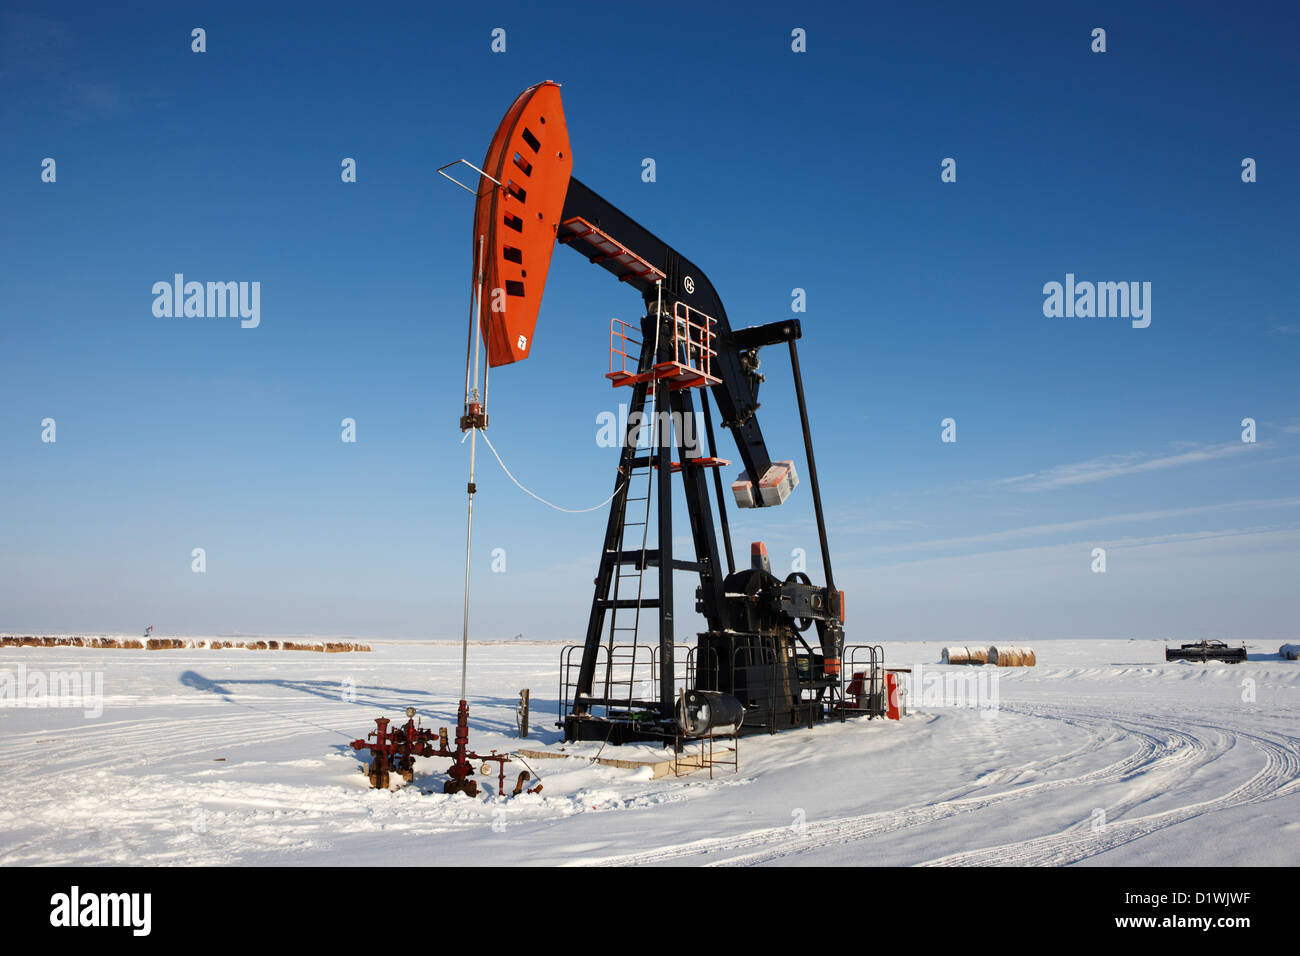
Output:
555 178 853 744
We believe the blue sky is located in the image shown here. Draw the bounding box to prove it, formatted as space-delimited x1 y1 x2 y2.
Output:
2 2 1297 641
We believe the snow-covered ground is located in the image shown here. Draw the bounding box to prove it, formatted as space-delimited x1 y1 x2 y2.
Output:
1 638 1297 866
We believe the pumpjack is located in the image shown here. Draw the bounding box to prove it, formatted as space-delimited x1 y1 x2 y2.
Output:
443 81 883 746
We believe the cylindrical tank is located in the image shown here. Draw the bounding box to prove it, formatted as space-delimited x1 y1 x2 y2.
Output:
676 690 745 736
884 672 903 719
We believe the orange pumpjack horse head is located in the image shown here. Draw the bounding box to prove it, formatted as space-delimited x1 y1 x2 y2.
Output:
471 81 573 367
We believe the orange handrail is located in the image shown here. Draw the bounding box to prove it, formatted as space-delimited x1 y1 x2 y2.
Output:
609 318 641 378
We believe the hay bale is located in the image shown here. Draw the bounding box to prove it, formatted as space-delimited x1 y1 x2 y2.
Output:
989 645 1035 667
943 646 991 665
0 632 373 654
1280 644 1300 661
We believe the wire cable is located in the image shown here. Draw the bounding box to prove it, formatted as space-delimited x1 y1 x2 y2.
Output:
475 429 626 514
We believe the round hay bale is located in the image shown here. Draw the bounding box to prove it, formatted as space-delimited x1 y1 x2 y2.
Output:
968 646 989 664
1280 644 1300 661
991 645 1024 666
990 645 1036 666
941 646 970 664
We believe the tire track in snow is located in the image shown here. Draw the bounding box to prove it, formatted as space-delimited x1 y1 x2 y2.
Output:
918 709 1300 867
925 714 1122 801
573 707 1196 867
0 707 360 773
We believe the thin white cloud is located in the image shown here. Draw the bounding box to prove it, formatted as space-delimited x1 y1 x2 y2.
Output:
854 496 1300 556
1100 525 1300 553
839 518 931 535
995 442 1261 492
850 525 1300 577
